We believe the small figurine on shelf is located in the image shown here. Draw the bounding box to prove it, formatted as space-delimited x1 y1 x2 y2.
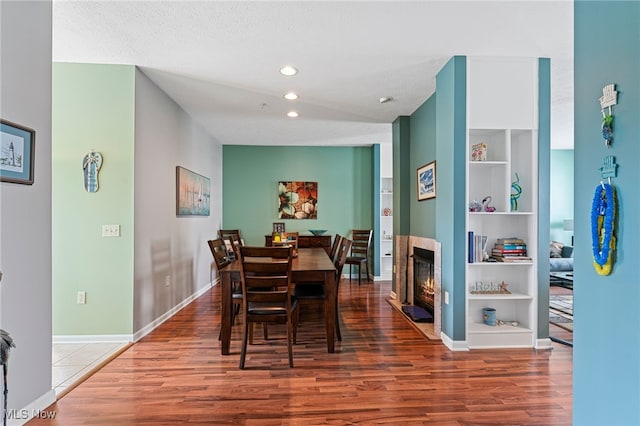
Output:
482 196 496 212
469 200 482 212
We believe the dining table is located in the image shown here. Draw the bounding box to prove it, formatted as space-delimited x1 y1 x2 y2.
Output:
218 247 337 355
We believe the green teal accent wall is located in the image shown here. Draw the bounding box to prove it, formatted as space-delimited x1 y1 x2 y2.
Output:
373 144 381 276
409 94 437 238
392 116 411 293
549 150 574 245
222 145 373 247
574 1 640 424
537 58 551 341
52 63 135 335
435 56 467 341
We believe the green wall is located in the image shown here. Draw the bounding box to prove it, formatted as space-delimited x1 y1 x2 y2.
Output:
435 56 468 341
222 145 373 247
574 1 640 424
52 63 135 335
549 150 574 245
409 94 437 238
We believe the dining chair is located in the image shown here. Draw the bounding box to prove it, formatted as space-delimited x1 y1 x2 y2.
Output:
294 237 352 342
219 229 243 259
238 246 298 369
329 234 343 263
345 229 373 285
208 239 242 339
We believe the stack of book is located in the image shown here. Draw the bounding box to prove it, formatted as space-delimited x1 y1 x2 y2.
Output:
467 231 488 263
491 238 531 262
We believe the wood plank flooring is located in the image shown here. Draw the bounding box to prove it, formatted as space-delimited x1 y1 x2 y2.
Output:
30 279 572 425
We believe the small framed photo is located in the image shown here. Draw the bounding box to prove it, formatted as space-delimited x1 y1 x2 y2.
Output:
417 161 436 201
273 222 285 233
1 119 35 185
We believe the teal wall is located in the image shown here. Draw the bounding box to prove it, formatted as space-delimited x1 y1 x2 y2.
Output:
435 56 468 341
222 145 373 248
409 95 437 238
52 63 135 335
550 150 574 245
574 2 640 424
372 144 381 276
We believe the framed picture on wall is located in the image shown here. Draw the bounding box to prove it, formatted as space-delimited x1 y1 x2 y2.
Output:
417 161 436 201
0 119 35 185
176 166 211 216
273 222 285 233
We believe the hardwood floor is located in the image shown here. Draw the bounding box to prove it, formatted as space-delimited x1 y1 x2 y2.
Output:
30 280 572 425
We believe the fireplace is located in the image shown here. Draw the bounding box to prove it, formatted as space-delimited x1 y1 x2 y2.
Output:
413 247 435 319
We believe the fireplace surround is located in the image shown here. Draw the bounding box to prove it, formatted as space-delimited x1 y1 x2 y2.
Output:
394 235 442 338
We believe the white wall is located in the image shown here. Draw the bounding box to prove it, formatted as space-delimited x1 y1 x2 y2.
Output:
133 69 223 333
0 0 56 419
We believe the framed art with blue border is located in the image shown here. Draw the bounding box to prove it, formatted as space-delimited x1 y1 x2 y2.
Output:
1 119 35 185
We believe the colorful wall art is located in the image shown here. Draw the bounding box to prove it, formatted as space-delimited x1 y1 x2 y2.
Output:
278 181 318 219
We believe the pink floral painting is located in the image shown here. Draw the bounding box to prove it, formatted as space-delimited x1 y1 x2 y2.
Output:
278 181 317 219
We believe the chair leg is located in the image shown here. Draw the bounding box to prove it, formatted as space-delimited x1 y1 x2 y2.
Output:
239 320 249 369
358 264 361 286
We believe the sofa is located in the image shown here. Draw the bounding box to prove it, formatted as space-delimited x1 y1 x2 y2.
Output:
550 241 573 272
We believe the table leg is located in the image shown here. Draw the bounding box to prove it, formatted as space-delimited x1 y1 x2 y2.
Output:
324 270 336 353
220 272 232 355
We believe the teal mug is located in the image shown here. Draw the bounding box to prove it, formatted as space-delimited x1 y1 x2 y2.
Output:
482 308 496 326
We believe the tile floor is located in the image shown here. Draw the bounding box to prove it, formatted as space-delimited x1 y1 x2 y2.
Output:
52 342 129 397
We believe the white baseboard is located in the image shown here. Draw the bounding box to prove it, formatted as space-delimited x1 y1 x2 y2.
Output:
53 334 132 344
536 338 554 350
10 389 56 426
441 332 469 351
133 284 211 341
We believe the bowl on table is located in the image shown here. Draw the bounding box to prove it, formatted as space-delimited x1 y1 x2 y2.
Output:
308 229 327 236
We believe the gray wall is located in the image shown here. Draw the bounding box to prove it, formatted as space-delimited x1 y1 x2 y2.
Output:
133 69 223 335
0 0 56 415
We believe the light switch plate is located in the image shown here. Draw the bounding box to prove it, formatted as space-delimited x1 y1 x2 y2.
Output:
102 224 120 237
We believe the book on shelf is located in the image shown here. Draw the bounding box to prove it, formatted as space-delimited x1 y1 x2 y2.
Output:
496 237 525 245
494 244 527 250
492 249 527 256
468 231 488 263
493 255 532 262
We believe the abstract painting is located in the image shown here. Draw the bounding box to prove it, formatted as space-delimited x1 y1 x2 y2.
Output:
278 181 317 219
176 166 210 216
417 161 436 201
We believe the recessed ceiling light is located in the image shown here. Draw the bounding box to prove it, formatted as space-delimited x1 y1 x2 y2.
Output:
287 111 299 118
280 66 298 76
379 96 393 104
284 92 299 100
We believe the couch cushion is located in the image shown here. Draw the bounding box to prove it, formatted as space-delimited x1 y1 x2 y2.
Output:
550 241 564 258
550 257 573 272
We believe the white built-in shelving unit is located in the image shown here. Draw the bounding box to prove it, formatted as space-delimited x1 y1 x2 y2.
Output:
465 57 540 349
380 177 393 280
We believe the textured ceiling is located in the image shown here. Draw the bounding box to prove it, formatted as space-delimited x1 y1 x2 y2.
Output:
53 1 574 148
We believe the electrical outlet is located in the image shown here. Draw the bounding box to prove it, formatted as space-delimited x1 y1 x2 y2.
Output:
444 291 449 305
102 225 120 237
77 291 86 304
165 275 171 287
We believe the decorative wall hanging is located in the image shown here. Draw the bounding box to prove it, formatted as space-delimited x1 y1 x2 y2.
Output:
176 166 210 216
591 156 618 275
278 181 317 219
599 83 618 147
0 119 35 185
82 150 103 192
417 161 436 201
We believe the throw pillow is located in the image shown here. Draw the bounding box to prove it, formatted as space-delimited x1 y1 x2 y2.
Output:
550 241 564 258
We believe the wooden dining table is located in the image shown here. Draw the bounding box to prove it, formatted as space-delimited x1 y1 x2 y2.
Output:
218 247 337 355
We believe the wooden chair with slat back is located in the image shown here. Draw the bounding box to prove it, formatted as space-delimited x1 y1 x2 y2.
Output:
208 239 242 339
238 246 298 369
345 229 372 285
294 237 352 342
329 234 343 263
219 229 243 259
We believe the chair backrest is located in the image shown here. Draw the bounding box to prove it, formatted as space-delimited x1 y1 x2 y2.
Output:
334 237 352 278
238 246 294 306
208 238 232 270
330 234 343 262
219 229 243 258
272 231 299 249
350 229 372 259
